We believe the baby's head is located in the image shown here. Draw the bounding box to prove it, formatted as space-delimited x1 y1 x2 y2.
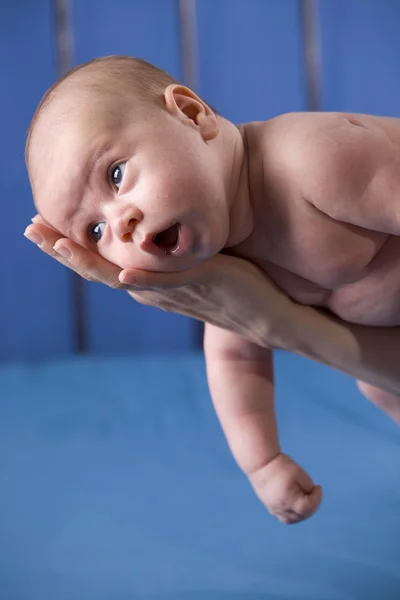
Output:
26 55 242 272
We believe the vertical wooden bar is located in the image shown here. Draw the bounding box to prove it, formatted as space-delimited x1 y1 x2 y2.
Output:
300 0 323 111
178 0 204 349
0 0 73 362
54 0 88 354
179 0 199 92
71 0 197 355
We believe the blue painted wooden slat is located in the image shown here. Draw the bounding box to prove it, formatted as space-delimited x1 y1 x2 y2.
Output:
197 0 307 123
71 0 196 355
320 0 400 115
0 0 74 362
193 0 307 347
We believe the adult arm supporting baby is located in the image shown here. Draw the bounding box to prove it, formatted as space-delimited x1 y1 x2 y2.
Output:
25 218 400 394
204 323 322 524
122 253 400 396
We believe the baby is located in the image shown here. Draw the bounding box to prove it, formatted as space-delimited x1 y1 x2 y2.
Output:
25 55 400 524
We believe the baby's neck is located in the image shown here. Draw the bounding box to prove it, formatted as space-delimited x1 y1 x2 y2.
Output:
217 118 254 248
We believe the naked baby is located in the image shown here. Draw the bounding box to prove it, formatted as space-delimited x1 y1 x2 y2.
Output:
25 56 400 524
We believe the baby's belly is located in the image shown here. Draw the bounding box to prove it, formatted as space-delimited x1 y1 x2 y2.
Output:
262 236 400 326
327 235 400 325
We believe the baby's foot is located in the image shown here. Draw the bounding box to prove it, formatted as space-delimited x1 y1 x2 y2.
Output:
249 453 322 524
357 380 400 425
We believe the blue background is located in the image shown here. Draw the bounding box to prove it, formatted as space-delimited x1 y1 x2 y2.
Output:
4 0 400 362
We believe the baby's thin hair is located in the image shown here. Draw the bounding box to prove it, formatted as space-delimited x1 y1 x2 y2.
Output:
25 56 181 166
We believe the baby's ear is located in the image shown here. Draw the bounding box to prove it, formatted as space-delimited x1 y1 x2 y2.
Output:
164 84 219 141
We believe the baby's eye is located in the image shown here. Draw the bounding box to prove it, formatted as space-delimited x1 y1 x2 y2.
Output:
88 222 106 243
110 162 126 190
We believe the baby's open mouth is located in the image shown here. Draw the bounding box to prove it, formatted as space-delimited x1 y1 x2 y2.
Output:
153 222 180 253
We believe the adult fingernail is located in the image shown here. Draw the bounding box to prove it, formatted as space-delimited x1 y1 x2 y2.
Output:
119 272 137 285
54 245 72 260
24 229 43 246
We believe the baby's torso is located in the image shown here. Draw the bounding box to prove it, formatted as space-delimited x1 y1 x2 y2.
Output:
235 230 400 327
230 114 400 326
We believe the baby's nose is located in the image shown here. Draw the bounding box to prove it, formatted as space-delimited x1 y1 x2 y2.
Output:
111 206 144 241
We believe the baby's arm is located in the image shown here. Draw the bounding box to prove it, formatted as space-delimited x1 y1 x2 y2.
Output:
204 322 322 524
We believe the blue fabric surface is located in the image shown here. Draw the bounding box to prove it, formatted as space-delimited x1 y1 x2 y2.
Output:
0 351 399 599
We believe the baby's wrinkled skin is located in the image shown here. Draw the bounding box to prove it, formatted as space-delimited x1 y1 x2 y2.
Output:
26 57 400 524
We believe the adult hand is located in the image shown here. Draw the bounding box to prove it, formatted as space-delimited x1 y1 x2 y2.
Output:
24 216 295 350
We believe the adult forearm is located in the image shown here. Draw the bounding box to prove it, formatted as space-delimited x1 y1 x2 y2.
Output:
120 251 400 394
279 302 400 394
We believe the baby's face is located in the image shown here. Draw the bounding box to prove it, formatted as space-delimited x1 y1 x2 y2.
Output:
31 99 231 272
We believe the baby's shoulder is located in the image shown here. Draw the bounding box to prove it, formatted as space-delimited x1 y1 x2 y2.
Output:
254 111 368 191
259 111 356 158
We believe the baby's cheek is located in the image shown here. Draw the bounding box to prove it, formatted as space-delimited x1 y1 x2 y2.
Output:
99 239 201 272
100 242 147 271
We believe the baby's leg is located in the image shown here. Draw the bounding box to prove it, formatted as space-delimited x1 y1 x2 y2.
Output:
357 380 400 424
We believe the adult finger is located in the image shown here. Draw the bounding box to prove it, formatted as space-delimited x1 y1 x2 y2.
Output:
24 224 124 289
24 223 75 270
31 214 45 225
52 238 126 289
118 256 224 290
